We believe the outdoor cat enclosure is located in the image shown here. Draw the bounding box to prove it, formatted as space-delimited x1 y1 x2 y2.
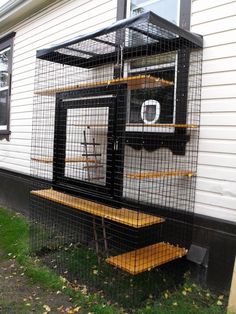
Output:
31 11 202 280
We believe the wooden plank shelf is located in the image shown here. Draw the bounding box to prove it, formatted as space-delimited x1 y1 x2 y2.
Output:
75 123 198 128
35 75 174 95
126 170 196 180
31 156 99 164
74 124 108 128
126 123 198 129
31 189 165 228
106 242 187 275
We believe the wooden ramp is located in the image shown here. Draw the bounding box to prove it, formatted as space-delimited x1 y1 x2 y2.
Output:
31 189 164 228
106 242 187 275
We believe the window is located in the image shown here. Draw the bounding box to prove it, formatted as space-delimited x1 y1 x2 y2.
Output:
0 33 15 140
131 0 179 25
125 0 191 133
130 0 191 29
127 52 176 132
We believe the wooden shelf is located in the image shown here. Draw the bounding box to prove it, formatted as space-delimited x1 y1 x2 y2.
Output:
106 242 187 275
31 156 99 164
73 124 108 128
74 123 198 129
31 189 165 228
35 75 174 95
126 170 196 180
126 123 198 129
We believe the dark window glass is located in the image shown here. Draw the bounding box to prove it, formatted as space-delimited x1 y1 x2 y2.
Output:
0 48 10 88
129 68 175 124
0 48 10 128
0 89 8 126
0 33 14 137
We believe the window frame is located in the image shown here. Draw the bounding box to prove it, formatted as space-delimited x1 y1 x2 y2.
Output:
0 32 15 140
125 0 191 129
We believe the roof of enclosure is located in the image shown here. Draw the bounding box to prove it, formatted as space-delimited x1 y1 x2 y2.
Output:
36 11 203 68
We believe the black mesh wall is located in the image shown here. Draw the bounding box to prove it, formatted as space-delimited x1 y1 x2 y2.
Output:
30 11 202 309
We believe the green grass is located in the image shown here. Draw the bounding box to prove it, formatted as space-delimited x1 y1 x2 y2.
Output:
0 300 43 314
44 245 180 308
0 207 228 314
0 207 120 314
137 280 227 314
43 246 228 313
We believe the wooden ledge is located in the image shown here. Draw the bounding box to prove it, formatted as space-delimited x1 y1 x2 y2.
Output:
126 170 196 180
31 189 165 228
126 123 198 129
35 75 174 95
31 156 99 164
74 123 198 129
106 242 187 275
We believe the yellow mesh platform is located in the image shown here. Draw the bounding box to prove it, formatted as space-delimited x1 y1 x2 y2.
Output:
106 242 187 275
31 189 165 228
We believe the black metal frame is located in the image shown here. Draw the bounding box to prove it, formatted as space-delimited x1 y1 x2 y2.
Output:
53 85 127 202
36 11 203 63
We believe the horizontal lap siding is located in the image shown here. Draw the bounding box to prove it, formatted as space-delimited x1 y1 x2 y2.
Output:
191 0 236 221
0 0 117 175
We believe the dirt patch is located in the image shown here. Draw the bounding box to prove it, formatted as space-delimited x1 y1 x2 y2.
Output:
0 250 75 314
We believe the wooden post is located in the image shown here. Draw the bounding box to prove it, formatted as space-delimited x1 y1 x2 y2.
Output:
101 217 108 257
228 256 236 314
92 218 100 264
83 130 91 181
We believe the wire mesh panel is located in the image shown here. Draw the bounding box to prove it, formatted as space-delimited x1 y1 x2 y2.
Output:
30 11 202 309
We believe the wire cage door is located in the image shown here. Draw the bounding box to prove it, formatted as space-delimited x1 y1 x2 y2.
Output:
53 87 126 199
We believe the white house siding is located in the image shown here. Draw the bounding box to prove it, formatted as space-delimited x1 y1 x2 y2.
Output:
0 0 117 174
191 0 236 222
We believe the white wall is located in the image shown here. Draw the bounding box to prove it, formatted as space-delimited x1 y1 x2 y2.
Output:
191 0 236 222
0 0 117 174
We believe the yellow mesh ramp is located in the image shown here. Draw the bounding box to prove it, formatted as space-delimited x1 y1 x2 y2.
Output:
126 170 196 180
106 242 187 275
31 189 164 228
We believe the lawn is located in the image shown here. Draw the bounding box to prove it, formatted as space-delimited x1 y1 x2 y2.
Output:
0 206 228 313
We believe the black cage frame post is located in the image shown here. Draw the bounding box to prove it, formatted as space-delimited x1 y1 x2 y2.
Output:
30 11 203 308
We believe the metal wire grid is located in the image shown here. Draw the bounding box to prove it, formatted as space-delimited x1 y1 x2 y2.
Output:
30 12 202 308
